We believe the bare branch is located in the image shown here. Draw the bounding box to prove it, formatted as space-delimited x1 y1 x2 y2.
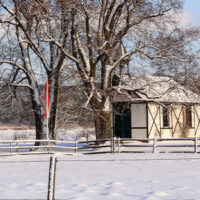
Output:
0 60 27 73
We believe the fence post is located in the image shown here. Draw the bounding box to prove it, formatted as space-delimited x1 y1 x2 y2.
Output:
194 137 198 153
153 138 157 153
118 137 120 154
10 142 12 153
17 140 19 154
113 137 115 154
75 140 78 154
47 156 57 200
86 134 89 144
47 140 50 153
111 137 114 154
110 138 112 153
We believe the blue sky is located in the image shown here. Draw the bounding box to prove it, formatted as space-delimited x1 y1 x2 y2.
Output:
184 0 200 25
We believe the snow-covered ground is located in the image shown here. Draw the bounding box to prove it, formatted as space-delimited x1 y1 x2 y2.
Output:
1 153 200 199
0 127 95 141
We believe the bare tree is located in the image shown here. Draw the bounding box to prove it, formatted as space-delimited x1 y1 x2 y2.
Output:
0 84 34 126
0 0 199 142
56 68 94 130
68 0 200 139
0 0 78 144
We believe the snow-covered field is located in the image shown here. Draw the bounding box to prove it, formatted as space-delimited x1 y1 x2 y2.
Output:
0 128 200 199
0 127 95 141
1 153 200 199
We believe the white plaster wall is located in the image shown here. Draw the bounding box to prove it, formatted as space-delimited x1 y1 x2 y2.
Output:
194 105 200 137
170 105 183 138
114 101 200 139
131 103 147 138
161 129 173 138
147 103 197 138
131 129 147 138
131 104 146 127
148 103 161 138
170 105 195 138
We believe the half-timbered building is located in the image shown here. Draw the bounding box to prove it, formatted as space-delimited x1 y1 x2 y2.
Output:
112 76 200 138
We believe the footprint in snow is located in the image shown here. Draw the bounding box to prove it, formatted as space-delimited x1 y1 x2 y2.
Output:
171 186 190 191
147 191 169 197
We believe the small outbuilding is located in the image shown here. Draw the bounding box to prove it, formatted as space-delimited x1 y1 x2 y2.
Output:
112 75 200 138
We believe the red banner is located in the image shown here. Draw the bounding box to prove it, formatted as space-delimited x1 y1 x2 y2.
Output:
41 81 50 118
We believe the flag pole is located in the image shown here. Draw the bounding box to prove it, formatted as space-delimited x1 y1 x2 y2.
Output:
46 78 49 140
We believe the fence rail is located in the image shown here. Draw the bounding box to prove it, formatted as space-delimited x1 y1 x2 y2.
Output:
0 137 199 155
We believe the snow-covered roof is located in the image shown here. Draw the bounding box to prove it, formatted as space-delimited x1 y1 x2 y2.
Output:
117 75 200 104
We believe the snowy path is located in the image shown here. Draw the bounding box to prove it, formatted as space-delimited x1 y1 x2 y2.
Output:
0 154 200 199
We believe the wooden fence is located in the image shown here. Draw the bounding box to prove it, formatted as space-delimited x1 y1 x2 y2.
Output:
0 137 199 155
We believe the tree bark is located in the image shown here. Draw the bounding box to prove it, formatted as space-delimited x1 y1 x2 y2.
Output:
94 110 112 140
49 72 60 140
29 71 60 145
30 88 48 146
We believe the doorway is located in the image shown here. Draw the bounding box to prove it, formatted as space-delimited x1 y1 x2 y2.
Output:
114 102 131 138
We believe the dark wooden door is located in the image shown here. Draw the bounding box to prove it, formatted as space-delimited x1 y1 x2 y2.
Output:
114 103 131 138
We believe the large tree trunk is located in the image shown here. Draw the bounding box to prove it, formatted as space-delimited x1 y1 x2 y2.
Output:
94 96 113 140
34 112 48 145
95 110 112 140
90 93 113 140
29 86 48 145
49 72 60 140
29 72 60 145
30 90 48 146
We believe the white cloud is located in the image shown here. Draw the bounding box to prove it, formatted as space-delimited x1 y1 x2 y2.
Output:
177 10 200 27
178 10 194 26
